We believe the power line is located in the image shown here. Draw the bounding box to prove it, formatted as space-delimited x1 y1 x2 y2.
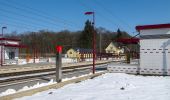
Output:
0 7 64 29
92 0 133 31
0 1 62 27
76 0 125 31
2 0 81 29
3 18 43 31
0 13 55 29
2 22 32 31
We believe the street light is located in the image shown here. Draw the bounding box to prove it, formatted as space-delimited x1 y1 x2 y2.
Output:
1 26 7 66
2 27 7 37
84 11 96 74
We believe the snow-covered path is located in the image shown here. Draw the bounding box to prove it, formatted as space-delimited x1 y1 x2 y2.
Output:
17 73 170 100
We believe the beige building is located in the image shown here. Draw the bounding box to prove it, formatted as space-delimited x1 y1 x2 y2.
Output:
67 48 93 60
105 42 124 54
67 48 79 58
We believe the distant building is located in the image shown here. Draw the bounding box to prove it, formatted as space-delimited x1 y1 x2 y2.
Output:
67 48 93 61
0 38 26 65
105 42 124 54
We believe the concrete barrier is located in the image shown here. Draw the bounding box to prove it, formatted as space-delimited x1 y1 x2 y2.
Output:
140 68 170 75
107 64 139 74
107 64 170 75
0 71 106 100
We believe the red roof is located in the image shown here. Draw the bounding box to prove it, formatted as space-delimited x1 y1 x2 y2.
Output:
0 38 21 41
116 38 139 44
136 23 170 31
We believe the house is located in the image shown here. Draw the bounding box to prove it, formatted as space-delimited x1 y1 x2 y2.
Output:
136 23 170 75
67 48 93 61
0 38 27 65
105 42 124 55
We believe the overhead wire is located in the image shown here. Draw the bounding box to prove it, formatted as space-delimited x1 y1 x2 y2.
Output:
2 0 81 29
76 0 126 31
0 13 56 29
0 7 64 29
92 0 133 32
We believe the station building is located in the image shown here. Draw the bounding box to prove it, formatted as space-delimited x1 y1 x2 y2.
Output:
136 23 170 75
108 23 170 76
0 38 26 65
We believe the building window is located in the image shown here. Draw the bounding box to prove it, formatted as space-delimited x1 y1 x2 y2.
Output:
9 52 15 59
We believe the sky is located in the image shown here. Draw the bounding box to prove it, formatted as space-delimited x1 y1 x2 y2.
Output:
0 0 170 36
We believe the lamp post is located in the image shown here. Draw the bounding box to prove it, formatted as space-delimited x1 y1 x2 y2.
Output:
1 27 7 66
84 11 96 74
2 27 7 37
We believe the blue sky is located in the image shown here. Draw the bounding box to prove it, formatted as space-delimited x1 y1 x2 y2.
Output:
0 0 170 36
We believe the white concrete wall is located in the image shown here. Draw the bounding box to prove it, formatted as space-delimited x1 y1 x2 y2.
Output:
5 41 19 45
48 57 78 63
4 47 19 59
1 40 19 45
140 39 170 75
107 64 139 74
140 28 170 36
0 39 20 65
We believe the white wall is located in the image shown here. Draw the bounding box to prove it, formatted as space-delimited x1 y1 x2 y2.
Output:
0 40 20 65
140 39 170 75
0 46 19 65
140 28 170 36
5 41 19 45
4 47 19 59
107 64 139 74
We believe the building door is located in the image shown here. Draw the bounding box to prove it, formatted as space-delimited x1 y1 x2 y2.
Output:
9 52 15 59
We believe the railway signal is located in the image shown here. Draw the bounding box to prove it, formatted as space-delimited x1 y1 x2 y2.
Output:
55 45 62 82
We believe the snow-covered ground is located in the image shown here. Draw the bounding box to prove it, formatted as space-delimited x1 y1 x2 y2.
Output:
0 72 103 97
16 73 170 100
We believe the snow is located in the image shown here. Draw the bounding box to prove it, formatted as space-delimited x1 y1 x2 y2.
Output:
0 72 103 97
0 79 55 97
16 73 170 100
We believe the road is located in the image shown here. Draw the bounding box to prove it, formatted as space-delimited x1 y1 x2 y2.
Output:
0 64 107 93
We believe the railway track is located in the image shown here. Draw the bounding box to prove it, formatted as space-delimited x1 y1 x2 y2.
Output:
0 69 92 87
0 61 111 77
0 64 108 93
0 63 108 86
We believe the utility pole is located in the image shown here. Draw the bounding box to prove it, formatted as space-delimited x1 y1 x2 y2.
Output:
85 11 96 74
99 33 102 53
99 32 102 60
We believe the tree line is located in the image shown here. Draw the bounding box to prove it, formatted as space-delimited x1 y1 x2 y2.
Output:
5 20 132 57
